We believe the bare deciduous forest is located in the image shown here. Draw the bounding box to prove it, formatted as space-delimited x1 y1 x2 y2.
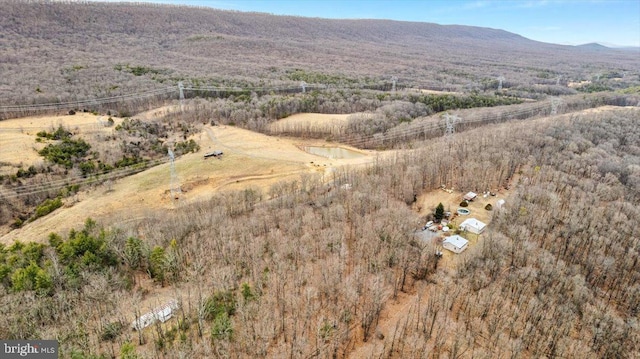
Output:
1 1 639 359
1 1 639 107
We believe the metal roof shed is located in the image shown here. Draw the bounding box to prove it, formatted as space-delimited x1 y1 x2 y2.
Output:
443 235 469 254
460 218 487 234
463 192 477 201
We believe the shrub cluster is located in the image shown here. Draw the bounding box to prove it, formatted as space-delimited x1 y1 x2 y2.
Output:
174 139 200 155
31 197 63 222
38 138 91 169
36 125 72 141
0 219 117 296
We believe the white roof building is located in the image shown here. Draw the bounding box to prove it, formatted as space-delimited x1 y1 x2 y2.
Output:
131 300 179 331
460 218 487 234
443 235 469 253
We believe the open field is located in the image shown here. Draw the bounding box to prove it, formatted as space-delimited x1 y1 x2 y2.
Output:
267 112 354 137
0 112 124 175
3 105 632 243
1 120 381 244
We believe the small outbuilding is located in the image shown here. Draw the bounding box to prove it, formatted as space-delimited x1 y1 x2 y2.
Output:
496 199 506 210
204 150 223 159
460 218 487 234
131 300 179 331
442 235 469 254
463 192 477 201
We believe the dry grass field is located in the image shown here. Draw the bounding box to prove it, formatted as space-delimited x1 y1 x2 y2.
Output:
0 117 381 244
267 112 356 136
0 112 124 175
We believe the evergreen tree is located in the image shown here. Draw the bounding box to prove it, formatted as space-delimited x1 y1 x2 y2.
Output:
434 202 445 222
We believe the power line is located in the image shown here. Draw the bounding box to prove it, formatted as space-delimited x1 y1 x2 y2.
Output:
0 158 169 199
0 87 176 112
2 90 616 199
0 101 612 200
0 83 328 117
339 102 550 148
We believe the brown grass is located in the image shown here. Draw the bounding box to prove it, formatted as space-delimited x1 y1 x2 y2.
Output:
0 122 381 244
0 112 124 175
267 112 355 136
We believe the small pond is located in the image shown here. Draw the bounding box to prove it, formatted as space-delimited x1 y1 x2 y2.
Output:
457 208 470 215
304 146 365 159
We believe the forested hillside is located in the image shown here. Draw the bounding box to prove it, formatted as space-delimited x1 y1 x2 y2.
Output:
1 2 639 358
1 1 638 107
1 107 638 358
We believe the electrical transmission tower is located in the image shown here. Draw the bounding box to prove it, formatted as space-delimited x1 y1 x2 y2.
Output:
168 148 181 199
178 81 185 112
391 76 398 92
300 81 307 93
178 82 185 100
497 76 505 91
444 113 461 138
550 97 562 116
443 113 461 189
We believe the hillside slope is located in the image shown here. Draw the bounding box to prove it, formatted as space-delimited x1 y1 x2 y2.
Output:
1 1 637 104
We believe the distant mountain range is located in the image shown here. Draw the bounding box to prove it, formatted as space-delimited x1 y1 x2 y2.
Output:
0 1 638 103
577 43 613 50
577 42 640 51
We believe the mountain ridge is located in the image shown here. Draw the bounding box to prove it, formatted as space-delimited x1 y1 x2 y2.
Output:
0 1 637 103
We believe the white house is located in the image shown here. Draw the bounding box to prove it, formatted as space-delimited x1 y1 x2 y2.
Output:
460 218 487 234
442 235 469 253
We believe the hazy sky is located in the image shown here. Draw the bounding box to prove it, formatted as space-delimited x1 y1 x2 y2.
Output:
105 0 640 47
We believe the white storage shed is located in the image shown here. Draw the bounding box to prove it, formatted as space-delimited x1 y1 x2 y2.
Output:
460 218 487 234
442 235 469 254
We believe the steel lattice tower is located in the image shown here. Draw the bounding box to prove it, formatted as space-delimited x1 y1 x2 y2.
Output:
168 149 181 198
550 97 562 115
444 113 461 138
178 82 185 100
